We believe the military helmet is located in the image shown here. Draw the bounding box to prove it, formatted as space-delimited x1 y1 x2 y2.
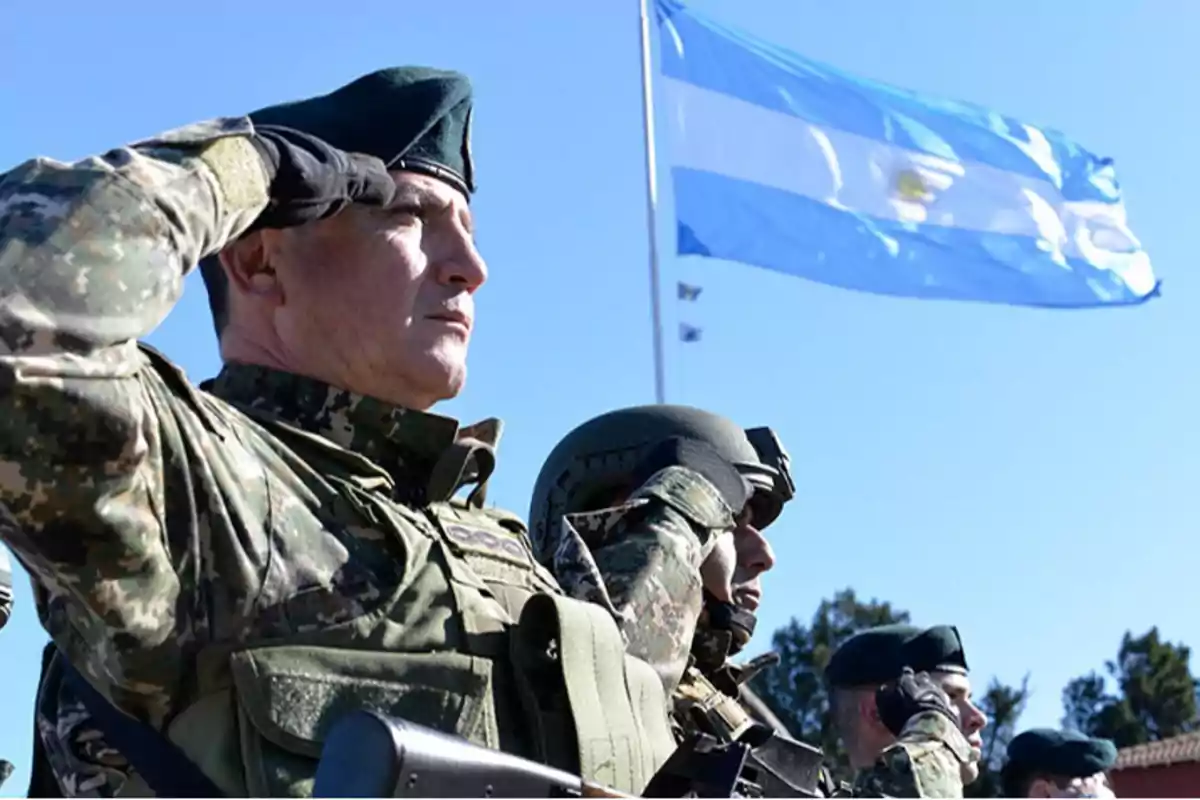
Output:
528 404 795 563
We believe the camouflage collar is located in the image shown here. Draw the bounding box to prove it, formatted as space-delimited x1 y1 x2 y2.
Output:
207 362 463 484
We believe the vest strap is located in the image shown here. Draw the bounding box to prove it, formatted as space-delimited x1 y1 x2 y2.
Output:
622 653 679 773
57 656 223 798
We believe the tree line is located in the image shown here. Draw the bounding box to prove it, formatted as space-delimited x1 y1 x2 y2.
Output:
747 588 1199 797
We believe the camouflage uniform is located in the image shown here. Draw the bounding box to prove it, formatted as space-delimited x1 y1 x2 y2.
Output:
0 85 693 795
851 713 971 798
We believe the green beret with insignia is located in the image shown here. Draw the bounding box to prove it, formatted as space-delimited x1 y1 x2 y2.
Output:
1006 728 1117 778
825 624 969 688
201 66 475 336
248 66 475 196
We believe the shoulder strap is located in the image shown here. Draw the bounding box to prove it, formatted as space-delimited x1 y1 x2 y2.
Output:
58 656 223 798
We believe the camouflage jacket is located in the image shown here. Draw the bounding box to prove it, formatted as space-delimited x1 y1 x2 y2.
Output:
0 119 730 796
851 712 971 798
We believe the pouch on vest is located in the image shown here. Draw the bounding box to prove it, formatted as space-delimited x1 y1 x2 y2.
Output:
509 593 677 795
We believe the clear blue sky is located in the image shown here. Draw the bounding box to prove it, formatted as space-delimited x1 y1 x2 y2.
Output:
2 1 1197 793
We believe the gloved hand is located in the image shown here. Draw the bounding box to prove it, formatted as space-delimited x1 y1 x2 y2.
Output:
247 125 396 233
631 437 753 515
875 667 960 736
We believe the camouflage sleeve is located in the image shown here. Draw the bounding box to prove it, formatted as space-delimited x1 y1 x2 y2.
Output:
0 118 269 724
559 465 735 694
851 712 971 798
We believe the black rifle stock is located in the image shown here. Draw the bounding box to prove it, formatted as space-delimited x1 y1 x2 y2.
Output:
312 711 752 798
736 728 825 797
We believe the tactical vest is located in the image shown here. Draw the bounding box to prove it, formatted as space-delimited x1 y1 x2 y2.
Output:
118 352 677 798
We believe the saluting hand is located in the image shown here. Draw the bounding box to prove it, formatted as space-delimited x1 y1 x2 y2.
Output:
875 667 960 736
247 125 396 233
631 437 753 517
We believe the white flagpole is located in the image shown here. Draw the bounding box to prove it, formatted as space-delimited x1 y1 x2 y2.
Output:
638 0 668 404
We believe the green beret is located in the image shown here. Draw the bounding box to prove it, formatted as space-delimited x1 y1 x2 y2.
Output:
1006 729 1117 780
825 624 968 688
248 66 475 196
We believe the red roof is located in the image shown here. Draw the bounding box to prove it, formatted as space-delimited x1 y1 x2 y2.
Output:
1114 732 1200 770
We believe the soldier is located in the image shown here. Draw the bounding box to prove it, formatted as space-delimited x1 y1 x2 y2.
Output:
825 624 987 797
0 546 13 791
528 406 789 700
1000 729 1117 798
0 66 739 797
528 405 972 797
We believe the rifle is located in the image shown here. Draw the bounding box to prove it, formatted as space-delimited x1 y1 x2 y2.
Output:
735 726 826 798
312 711 753 798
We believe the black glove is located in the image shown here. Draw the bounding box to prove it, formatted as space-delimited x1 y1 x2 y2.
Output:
875 667 959 737
247 125 396 233
631 437 752 513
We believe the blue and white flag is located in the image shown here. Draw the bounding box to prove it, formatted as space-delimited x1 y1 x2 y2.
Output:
655 0 1159 308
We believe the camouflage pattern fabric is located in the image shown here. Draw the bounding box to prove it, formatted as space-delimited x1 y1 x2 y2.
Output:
851 711 970 798
546 467 734 694
0 120 699 796
36 679 136 797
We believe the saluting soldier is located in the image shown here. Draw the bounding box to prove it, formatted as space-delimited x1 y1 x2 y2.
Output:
0 66 739 797
825 624 988 797
527 405 794 747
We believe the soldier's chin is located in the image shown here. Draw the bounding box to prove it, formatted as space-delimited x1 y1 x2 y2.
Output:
404 349 468 406
960 759 981 784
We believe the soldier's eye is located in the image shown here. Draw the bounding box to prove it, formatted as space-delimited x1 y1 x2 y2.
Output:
387 203 424 221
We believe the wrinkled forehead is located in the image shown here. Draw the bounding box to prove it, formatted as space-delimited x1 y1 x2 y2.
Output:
388 169 470 204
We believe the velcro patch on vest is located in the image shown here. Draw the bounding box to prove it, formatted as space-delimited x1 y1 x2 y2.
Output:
442 523 531 568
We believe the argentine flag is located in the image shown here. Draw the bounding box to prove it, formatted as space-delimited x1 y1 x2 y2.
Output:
655 0 1159 308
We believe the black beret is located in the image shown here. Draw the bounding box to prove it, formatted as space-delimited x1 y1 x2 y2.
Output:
248 66 475 196
825 624 969 688
1006 729 1117 780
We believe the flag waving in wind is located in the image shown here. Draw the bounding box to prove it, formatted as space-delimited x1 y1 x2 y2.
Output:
654 0 1159 308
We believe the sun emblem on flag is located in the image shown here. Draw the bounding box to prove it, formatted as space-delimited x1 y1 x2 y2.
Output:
895 169 931 202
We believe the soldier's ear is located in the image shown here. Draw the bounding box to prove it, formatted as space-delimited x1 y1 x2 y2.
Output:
219 232 282 302
1026 777 1054 798
860 690 884 730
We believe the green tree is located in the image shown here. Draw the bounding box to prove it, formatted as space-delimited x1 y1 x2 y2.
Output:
748 588 910 779
966 674 1031 797
1060 627 1199 747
